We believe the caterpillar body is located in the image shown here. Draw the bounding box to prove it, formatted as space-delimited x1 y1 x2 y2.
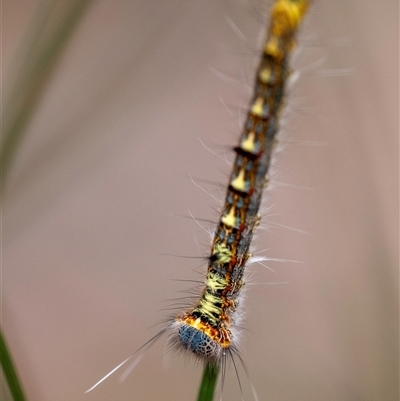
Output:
171 0 309 362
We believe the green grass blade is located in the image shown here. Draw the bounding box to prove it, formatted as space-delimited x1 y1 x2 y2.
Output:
1 3 93 400
0 329 26 401
196 362 219 401
1 0 92 184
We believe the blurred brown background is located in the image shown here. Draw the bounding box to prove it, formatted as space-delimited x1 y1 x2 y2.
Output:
2 1 398 400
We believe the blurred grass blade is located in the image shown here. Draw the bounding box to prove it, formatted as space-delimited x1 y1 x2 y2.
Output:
0 330 26 401
197 362 219 401
1 0 92 184
1 2 92 400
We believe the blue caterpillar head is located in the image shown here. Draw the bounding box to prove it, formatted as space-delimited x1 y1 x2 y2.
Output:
177 324 221 360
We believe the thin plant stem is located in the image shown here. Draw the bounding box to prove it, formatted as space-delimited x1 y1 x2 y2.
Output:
196 362 219 401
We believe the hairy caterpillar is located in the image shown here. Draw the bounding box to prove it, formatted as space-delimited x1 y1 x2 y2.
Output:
171 0 309 363
86 0 309 395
